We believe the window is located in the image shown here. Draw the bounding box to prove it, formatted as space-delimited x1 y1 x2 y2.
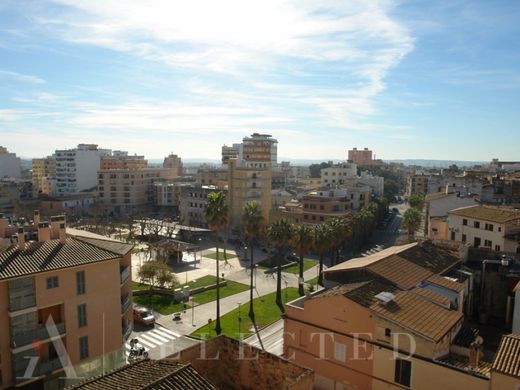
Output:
319 205 324 210
76 271 85 295
474 237 481 248
46 276 58 289
485 223 494 231
498 227 502 232
462 219 468 226
450 231 456 241
484 240 492 248
319 216 324 222
474 221 480 228
462 234 466 243
395 358 411 387
495 245 501 252
385 328 392 337
79 336 89 360
334 342 346 362
77 304 87 327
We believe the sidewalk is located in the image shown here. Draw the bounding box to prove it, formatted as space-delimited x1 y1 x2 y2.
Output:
155 251 322 336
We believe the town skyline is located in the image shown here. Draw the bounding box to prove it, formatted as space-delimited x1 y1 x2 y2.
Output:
1 1 520 160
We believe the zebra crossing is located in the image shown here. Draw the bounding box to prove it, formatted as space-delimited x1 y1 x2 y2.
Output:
125 326 181 356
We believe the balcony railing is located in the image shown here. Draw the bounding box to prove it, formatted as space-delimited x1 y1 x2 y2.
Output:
120 265 131 285
11 322 66 348
14 357 63 383
122 323 132 341
121 294 131 314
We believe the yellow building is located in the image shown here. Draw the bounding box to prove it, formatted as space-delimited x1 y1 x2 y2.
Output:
32 156 56 195
0 215 133 389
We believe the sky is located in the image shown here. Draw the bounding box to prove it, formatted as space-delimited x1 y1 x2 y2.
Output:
0 0 519 161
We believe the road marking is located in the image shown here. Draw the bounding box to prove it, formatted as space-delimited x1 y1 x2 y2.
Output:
154 327 181 338
134 336 157 349
139 331 170 344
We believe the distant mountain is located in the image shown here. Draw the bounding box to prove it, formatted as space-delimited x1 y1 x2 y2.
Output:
383 159 486 168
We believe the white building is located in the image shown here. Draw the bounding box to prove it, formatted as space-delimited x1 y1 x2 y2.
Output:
447 205 520 253
55 144 111 196
0 146 22 179
320 163 357 187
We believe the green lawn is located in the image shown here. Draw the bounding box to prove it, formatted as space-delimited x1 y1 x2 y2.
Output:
306 276 318 285
282 258 318 274
190 287 300 339
133 277 249 315
204 251 238 261
257 256 290 269
132 275 217 292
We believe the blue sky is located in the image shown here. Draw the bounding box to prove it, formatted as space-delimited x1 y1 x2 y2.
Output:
0 0 519 161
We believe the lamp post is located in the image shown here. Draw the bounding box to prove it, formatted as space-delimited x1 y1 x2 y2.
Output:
237 301 242 336
244 245 248 261
189 297 195 327
284 280 288 303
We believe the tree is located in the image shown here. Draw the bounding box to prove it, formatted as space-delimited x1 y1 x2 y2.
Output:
242 201 264 321
137 261 178 290
267 219 295 310
293 224 314 296
203 191 229 335
327 216 351 266
408 193 425 210
402 207 422 236
313 223 333 287
309 161 332 178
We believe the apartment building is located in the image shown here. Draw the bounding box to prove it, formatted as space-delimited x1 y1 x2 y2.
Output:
98 167 178 214
0 179 33 212
301 189 350 224
406 174 429 196
320 163 357 187
447 205 520 252
0 146 22 179
0 214 133 389
348 147 373 166
284 241 501 390
32 156 56 195
163 154 183 177
55 144 111 196
221 144 241 165
242 132 278 169
179 185 226 228
100 151 147 170
196 167 228 189
425 192 477 240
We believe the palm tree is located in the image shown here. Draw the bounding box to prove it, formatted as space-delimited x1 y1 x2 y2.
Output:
313 223 332 287
402 207 422 237
293 224 314 296
327 216 350 266
203 191 229 335
267 219 295 310
242 201 264 321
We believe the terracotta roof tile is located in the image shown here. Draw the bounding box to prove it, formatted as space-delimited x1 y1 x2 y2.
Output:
449 205 520 224
0 238 120 280
66 360 217 389
427 274 465 292
370 291 462 341
410 287 452 307
367 255 433 290
492 334 520 378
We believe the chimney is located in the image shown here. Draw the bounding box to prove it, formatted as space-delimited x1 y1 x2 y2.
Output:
0 213 7 238
33 210 40 226
17 227 26 250
50 215 65 239
469 341 482 368
59 223 67 244
38 222 51 242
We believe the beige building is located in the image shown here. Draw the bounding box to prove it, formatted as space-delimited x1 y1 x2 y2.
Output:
320 163 357 187
100 151 147 170
447 205 520 252
284 241 500 390
98 168 178 214
196 167 228 189
407 174 429 196
0 146 22 179
163 154 183 176
0 215 133 389
32 156 56 195
221 144 241 165
179 185 226 228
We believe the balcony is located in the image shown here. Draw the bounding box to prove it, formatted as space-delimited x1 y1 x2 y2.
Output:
120 265 131 285
122 323 132 341
121 294 131 314
11 322 66 349
14 357 63 384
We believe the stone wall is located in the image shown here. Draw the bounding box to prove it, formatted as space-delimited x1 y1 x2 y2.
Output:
173 336 313 390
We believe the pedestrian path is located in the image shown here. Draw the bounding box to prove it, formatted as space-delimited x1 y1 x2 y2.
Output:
125 326 181 356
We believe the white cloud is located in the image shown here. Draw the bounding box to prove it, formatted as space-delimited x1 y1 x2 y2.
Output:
0 70 45 84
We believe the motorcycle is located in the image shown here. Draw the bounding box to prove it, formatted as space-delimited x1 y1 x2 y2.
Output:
128 338 148 361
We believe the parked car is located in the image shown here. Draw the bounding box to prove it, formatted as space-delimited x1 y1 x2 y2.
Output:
133 307 155 326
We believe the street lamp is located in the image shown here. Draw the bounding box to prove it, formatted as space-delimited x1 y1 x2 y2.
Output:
237 301 242 336
189 297 195 327
284 280 288 303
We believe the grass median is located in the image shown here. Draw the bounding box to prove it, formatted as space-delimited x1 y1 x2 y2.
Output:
190 287 300 339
